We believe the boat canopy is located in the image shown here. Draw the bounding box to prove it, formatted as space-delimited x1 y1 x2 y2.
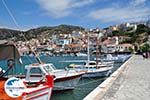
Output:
0 40 21 61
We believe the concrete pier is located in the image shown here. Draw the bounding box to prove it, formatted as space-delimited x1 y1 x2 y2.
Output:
84 55 150 100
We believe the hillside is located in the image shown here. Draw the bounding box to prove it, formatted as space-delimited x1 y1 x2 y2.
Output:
0 24 84 41
0 28 25 41
112 24 150 45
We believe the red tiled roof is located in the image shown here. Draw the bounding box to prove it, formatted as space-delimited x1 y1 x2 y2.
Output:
102 39 116 45
119 43 133 47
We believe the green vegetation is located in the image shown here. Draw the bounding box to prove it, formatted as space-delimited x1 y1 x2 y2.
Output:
112 30 129 36
112 24 150 45
129 24 149 44
128 47 134 52
140 43 150 52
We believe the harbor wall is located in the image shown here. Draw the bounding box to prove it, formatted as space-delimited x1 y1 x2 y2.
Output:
83 55 134 100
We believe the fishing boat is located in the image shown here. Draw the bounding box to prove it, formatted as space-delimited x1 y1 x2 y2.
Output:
25 63 84 91
0 40 54 100
76 52 87 56
101 54 129 63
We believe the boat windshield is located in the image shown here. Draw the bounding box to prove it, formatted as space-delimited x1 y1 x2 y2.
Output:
43 65 54 73
88 62 96 65
30 67 42 74
43 64 56 73
50 64 57 70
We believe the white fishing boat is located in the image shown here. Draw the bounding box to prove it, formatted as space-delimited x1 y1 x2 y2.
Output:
25 63 84 91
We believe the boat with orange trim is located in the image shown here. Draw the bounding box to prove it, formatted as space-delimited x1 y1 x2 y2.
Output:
0 40 54 100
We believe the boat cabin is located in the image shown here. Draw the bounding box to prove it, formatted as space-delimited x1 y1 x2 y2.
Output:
84 61 99 68
25 63 56 83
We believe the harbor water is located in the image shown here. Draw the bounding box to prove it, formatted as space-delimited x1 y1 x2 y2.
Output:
0 55 122 100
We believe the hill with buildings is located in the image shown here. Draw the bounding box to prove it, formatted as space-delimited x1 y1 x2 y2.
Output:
0 24 84 41
0 23 149 49
107 22 150 52
111 24 150 44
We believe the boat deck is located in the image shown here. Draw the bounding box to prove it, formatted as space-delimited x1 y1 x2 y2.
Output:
53 70 83 78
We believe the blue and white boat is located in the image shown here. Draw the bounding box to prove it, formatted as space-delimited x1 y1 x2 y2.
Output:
101 54 130 63
76 52 87 56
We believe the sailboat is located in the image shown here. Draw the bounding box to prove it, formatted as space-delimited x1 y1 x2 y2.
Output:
0 40 54 100
69 32 113 78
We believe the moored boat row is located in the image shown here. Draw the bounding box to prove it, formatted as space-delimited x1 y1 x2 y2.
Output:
0 40 130 100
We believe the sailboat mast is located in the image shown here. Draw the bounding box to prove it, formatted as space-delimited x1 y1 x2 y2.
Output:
87 32 90 64
96 29 102 69
96 38 98 69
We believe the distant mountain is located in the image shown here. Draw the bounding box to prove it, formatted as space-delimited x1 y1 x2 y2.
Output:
0 28 25 41
0 24 84 41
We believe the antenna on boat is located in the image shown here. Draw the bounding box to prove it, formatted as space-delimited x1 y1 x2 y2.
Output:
1 0 43 64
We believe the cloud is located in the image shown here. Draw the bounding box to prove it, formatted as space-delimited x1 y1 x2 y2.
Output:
72 0 94 8
130 0 146 6
36 0 94 18
87 0 150 23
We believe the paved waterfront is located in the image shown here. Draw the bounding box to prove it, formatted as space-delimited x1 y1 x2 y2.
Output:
102 55 150 100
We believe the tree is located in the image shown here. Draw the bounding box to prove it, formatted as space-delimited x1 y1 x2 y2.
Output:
128 47 134 52
112 30 120 36
140 43 150 52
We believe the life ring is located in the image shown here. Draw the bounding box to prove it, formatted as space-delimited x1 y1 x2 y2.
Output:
7 59 15 67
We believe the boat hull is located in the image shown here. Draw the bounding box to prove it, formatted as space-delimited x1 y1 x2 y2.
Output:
0 80 52 100
0 79 22 100
102 54 130 63
0 75 53 100
82 67 112 78
103 58 125 63
22 86 52 100
54 74 82 91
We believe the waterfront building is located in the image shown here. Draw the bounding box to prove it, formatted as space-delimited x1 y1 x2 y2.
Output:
117 43 134 52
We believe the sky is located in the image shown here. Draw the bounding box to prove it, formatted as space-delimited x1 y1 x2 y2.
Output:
0 0 150 30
